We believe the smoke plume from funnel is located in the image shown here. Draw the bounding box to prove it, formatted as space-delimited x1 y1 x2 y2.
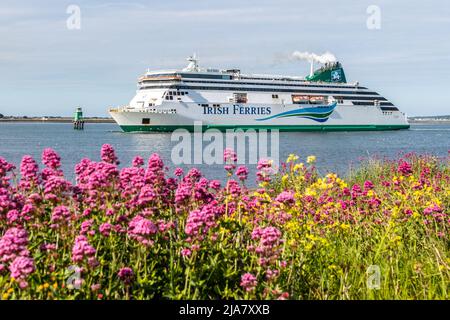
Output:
291 51 337 64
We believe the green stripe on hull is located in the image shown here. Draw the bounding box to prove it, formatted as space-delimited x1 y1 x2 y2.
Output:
119 124 410 133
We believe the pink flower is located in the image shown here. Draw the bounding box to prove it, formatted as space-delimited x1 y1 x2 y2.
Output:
144 154 166 184
226 179 241 196
184 168 202 183
6 210 20 224
0 227 29 265
175 182 192 204
9 256 34 280
250 226 283 267
128 215 158 245
51 205 71 225
194 177 214 202
91 283 101 292
101 144 119 165
0 157 15 177
19 155 39 189
351 184 362 198
363 180 374 190
43 175 72 195
118 267 134 284
99 223 113 237
275 191 295 204
119 167 145 195
80 219 94 236
223 148 237 163
147 153 164 171
137 185 156 206
42 148 61 170
256 159 274 183
209 180 221 190
40 243 57 252
252 226 282 247
240 273 257 292
223 148 237 172
174 168 184 177
181 248 192 257
398 160 412 176
185 203 220 239
132 156 144 167
0 157 15 187
424 203 442 215
72 235 97 267
235 166 249 181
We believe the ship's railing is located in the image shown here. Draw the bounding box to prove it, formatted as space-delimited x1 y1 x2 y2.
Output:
109 106 177 114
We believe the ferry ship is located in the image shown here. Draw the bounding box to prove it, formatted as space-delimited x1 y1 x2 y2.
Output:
109 55 409 132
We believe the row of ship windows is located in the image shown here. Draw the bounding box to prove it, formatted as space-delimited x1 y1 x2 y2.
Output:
167 91 391 106
166 91 188 96
141 79 367 90
162 94 389 104
353 101 394 106
183 79 366 90
141 85 378 96
162 93 387 102
194 101 395 108
165 91 189 100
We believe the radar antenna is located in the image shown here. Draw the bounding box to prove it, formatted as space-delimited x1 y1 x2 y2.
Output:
183 53 199 72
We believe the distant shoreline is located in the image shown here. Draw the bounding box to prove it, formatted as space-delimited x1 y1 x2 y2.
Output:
0 117 115 123
408 120 450 124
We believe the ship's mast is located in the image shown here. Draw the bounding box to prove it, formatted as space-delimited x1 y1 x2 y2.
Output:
309 59 315 77
183 53 199 72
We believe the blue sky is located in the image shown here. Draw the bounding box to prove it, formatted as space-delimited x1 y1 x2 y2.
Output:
1 0 449 117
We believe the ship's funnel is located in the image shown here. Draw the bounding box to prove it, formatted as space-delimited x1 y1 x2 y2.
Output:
305 61 347 83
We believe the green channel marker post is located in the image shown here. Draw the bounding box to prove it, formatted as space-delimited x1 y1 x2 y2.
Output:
73 107 84 130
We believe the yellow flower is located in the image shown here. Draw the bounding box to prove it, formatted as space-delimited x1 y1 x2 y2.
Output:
287 154 299 163
43 283 50 289
307 155 316 164
305 188 317 197
2 293 9 300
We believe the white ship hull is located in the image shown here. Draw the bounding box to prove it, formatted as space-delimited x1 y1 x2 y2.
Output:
110 102 409 132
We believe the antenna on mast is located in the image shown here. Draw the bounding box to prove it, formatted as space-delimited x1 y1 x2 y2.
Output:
309 59 315 77
183 53 199 72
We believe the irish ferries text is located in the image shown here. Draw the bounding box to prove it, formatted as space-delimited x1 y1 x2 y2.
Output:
202 105 272 115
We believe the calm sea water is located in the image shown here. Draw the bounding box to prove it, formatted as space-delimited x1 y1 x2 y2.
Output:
0 122 448 183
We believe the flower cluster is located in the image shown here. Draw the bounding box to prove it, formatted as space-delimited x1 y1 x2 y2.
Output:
128 215 158 246
72 235 98 268
0 227 33 288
